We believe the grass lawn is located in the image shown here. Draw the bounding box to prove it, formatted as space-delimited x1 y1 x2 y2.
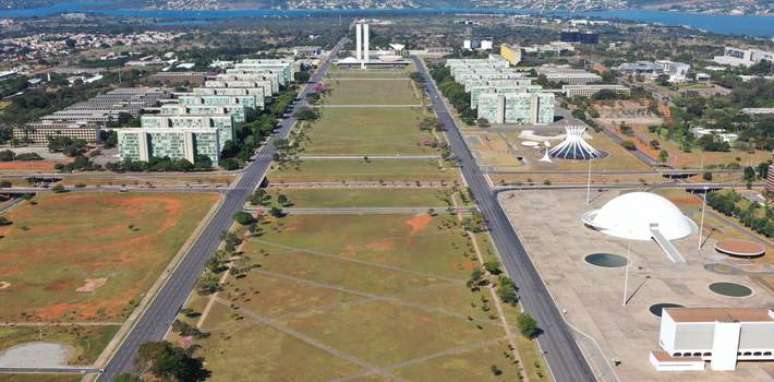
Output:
269 159 458 183
0 325 119 365
0 374 82 382
303 107 436 155
629 125 772 168
266 188 454 208
178 214 521 381
0 192 219 322
62 174 235 187
328 66 414 77
59 174 235 188
323 79 419 105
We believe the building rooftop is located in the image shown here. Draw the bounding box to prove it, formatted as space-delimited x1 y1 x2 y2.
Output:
665 308 774 323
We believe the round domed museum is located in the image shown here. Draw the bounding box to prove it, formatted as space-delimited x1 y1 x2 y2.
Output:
581 192 697 241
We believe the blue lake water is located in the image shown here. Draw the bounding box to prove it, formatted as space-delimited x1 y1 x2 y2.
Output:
0 3 772 38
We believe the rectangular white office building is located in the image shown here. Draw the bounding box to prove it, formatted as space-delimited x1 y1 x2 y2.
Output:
652 308 774 372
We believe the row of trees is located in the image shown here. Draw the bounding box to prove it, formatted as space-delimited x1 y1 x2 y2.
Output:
429 65 477 125
0 150 42 162
706 190 773 238
105 156 213 173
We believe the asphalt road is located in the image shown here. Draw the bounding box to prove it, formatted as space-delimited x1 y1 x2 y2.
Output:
98 38 347 381
413 56 596 382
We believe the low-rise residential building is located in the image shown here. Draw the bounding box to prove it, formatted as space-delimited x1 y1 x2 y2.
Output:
713 46 774 67
742 108 774 116
292 46 322 58
537 65 601 85
690 127 738 143
13 125 100 144
563 84 630 98
149 71 207 86
14 87 170 144
617 60 690 82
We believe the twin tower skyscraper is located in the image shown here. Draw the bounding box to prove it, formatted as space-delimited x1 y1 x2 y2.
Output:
355 22 370 66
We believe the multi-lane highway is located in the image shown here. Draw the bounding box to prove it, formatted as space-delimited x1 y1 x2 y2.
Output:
98 37 347 381
413 56 597 382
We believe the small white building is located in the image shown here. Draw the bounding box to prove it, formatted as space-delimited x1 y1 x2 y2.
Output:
652 308 774 371
713 46 774 67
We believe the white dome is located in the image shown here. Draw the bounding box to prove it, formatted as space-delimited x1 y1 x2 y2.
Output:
581 192 697 241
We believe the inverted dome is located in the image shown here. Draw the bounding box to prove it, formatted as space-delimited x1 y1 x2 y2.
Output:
581 192 697 241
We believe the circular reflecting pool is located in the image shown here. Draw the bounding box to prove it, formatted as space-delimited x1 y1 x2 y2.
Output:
585 253 627 268
709 282 753 298
649 303 684 317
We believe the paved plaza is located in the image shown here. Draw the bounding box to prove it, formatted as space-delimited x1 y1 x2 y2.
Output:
499 188 774 382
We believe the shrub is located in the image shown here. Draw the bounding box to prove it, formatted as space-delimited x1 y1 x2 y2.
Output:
233 211 255 225
517 312 540 338
483 261 502 275
497 276 518 305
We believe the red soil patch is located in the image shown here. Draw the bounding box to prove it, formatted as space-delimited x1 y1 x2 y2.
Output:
365 240 395 251
0 161 57 171
670 196 701 206
33 289 140 321
405 214 432 235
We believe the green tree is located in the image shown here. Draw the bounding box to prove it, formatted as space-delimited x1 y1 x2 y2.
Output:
277 194 292 207
269 206 285 217
497 276 518 305
136 341 209 382
233 211 256 225
517 313 540 338
483 261 502 275
114 373 142 382
743 166 757 182
620 140 636 150
658 149 669 163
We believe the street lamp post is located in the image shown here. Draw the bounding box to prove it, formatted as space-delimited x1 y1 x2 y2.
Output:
698 188 707 254
623 238 631 307
586 157 592 205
